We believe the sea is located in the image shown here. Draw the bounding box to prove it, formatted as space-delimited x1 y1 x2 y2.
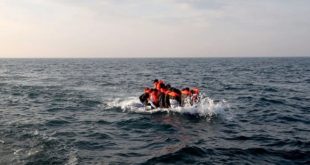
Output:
0 58 309 164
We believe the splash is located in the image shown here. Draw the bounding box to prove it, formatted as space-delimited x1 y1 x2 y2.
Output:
106 94 231 119
65 150 78 165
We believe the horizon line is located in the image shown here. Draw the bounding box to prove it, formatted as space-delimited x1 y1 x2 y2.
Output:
0 55 309 59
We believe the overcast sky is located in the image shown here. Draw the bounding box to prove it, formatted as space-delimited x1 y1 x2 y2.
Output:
0 0 310 58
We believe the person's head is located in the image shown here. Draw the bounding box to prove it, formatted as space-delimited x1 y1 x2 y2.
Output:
166 84 171 89
182 87 189 91
152 88 158 93
191 88 199 94
192 88 199 94
160 85 167 92
153 79 159 88
159 83 165 89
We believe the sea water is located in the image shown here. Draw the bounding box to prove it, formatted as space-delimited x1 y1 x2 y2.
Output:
0 58 309 164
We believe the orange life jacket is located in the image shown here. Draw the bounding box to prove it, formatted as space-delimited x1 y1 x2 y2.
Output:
153 82 158 89
168 91 180 97
181 90 191 96
164 90 170 95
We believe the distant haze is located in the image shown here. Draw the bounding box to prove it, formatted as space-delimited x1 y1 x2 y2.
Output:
1 0 310 58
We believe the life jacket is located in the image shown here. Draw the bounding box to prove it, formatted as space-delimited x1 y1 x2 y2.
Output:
181 89 191 96
160 88 168 94
192 88 199 95
144 88 151 94
156 80 164 90
190 88 200 103
168 90 180 97
150 91 159 104
153 82 158 89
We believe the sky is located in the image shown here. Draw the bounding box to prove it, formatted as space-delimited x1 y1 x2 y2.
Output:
0 0 310 58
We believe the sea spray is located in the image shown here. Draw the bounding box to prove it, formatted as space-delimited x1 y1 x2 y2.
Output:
106 94 230 119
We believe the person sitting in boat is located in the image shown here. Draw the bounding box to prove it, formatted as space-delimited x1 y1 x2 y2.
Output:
191 87 200 104
149 88 160 109
139 87 151 106
158 83 170 108
166 84 182 106
181 87 192 106
153 79 165 90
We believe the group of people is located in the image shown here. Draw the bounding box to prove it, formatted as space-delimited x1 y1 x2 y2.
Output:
139 79 200 109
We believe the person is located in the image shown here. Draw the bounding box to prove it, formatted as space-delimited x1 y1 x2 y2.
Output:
149 88 160 109
190 87 200 104
167 85 182 106
153 79 164 90
153 79 159 89
181 87 192 106
158 84 170 108
140 80 198 109
139 87 151 106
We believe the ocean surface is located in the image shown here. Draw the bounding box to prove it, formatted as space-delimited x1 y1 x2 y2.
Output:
0 58 309 164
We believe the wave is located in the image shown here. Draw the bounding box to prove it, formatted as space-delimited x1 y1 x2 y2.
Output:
142 146 206 164
142 146 310 165
106 94 231 119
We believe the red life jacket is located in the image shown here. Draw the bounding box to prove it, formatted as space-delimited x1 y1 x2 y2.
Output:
144 88 151 94
156 80 164 90
160 88 167 94
150 91 159 104
192 88 199 94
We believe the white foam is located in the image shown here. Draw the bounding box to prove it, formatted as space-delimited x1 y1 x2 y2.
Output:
14 149 23 155
27 147 41 156
65 150 78 165
33 130 39 136
106 94 231 119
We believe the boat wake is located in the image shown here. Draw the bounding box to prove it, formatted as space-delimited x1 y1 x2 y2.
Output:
106 94 232 119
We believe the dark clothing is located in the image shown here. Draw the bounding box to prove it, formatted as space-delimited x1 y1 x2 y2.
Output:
139 93 149 106
168 87 182 106
158 93 170 108
165 94 171 107
158 93 165 108
171 88 181 96
175 95 182 106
